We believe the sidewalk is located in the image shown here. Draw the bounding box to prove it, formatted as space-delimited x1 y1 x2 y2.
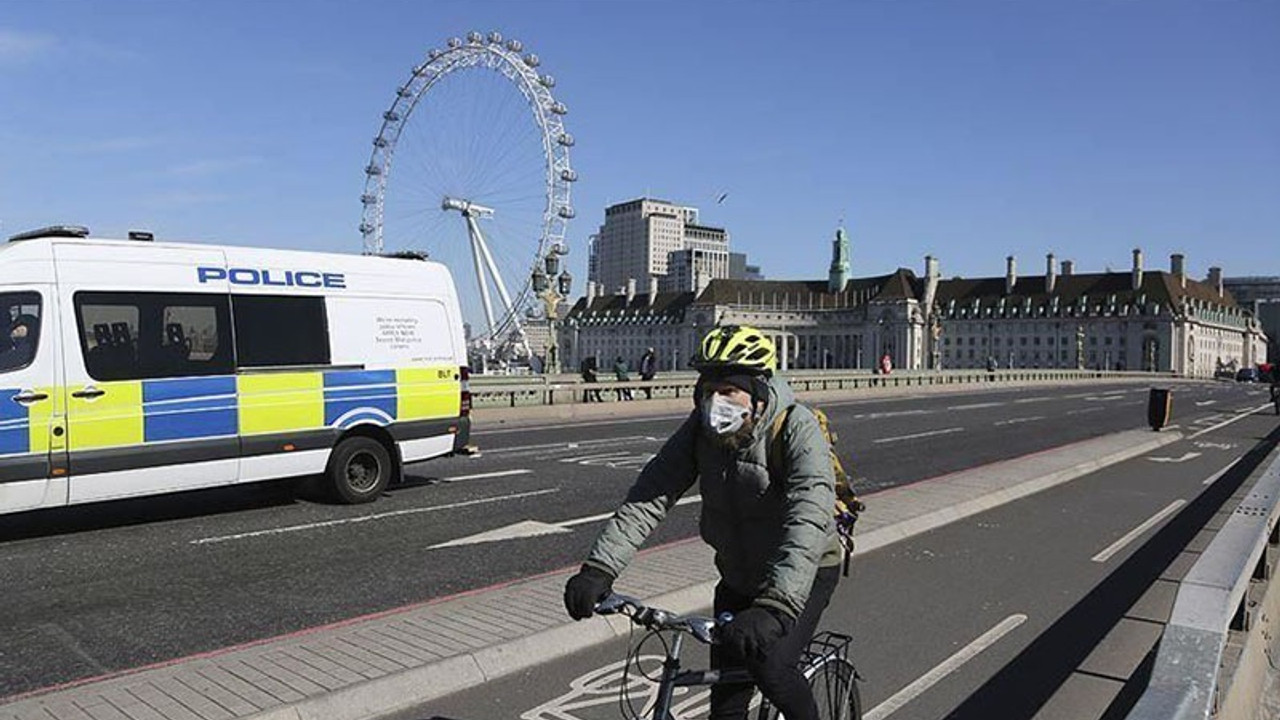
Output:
0 428 1181 720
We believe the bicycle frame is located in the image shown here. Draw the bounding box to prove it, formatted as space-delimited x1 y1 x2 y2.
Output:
597 594 855 720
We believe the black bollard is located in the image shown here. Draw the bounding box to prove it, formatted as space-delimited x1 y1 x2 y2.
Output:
1147 387 1172 431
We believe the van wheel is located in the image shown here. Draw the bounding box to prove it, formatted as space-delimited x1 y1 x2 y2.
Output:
327 436 393 504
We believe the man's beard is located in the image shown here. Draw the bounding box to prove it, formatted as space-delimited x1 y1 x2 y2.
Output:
706 414 757 450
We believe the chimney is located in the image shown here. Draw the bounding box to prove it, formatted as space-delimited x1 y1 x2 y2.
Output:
1131 248 1143 291
1171 253 1186 289
586 280 597 301
1045 253 1057 294
647 275 659 305
1208 266 1223 297
1061 260 1075 276
1005 256 1017 295
625 277 636 304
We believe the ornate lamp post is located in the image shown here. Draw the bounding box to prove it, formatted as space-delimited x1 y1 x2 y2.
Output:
531 244 572 375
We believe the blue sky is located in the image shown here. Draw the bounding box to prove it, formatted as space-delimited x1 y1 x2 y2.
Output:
2 0 1276 290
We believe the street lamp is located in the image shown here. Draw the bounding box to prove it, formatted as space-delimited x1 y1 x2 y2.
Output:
532 244 572 374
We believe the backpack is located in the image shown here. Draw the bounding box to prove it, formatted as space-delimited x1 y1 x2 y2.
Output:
768 404 866 577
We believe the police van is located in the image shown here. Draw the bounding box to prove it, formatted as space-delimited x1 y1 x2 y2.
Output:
0 226 471 515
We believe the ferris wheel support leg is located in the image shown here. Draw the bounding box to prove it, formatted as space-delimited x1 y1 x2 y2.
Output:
467 217 497 335
472 220 519 324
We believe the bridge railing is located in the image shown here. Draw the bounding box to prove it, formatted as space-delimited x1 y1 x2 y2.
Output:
1127 449 1280 720
469 369 1177 409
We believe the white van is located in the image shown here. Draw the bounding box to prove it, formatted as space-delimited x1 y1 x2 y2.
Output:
0 226 471 515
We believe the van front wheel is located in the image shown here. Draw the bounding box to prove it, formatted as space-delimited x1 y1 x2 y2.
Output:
327 436 393 504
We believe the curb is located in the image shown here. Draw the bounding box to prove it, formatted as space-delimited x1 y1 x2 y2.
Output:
237 428 1187 720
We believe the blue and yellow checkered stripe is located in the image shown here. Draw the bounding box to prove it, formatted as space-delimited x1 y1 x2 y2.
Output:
5 366 462 457
0 386 54 456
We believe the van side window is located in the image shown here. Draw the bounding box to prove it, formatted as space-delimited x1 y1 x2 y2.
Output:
0 292 42 374
75 292 233 381
232 295 330 368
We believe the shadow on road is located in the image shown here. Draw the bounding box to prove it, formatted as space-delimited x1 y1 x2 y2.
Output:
0 478 304 543
944 423 1280 719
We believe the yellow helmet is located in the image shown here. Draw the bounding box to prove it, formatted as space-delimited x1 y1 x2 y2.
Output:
696 325 777 373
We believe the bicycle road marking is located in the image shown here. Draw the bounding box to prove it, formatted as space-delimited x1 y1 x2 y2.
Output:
188 488 560 545
1187 403 1272 439
865 613 1028 720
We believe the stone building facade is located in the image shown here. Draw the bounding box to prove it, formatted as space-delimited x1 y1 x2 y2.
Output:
564 226 1267 378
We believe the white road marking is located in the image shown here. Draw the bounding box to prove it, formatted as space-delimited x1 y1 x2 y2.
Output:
475 414 687 435
1202 458 1241 485
1148 452 1202 464
189 488 560 545
947 402 1004 411
1195 400 1217 407
872 427 964 444
1091 500 1186 563
430 495 704 549
994 415 1045 427
1013 396 1051 404
1188 403 1272 439
1083 395 1125 402
854 409 933 420
865 614 1028 720
482 436 655 454
444 469 532 482
558 451 636 463
1066 407 1105 415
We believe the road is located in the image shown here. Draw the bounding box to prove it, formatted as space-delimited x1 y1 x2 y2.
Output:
0 379 1270 698
407 387 1280 720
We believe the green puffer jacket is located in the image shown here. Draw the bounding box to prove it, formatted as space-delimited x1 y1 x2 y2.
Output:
584 374 842 619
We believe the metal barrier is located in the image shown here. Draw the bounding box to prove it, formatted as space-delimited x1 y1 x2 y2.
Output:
1126 451 1280 720
469 369 1176 409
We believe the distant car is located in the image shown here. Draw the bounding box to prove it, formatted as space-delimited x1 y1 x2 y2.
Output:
1214 368 1236 381
1236 368 1260 383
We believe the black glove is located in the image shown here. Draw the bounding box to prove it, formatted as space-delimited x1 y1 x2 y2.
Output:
720 605 795 659
563 564 615 620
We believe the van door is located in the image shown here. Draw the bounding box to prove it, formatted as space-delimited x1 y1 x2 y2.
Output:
54 244 239 503
0 286 65 512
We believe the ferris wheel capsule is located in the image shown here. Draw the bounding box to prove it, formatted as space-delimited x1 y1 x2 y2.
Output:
557 133 575 147
550 101 567 115
539 74 556 88
467 31 483 44
488 31 503 44
506 39 523 52
523 53 540 68
448 37 462 48
560 169 578 182
428 48 442 60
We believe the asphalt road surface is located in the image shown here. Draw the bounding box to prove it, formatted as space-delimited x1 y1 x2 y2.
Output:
406 389 1280 720
0 380 1270 697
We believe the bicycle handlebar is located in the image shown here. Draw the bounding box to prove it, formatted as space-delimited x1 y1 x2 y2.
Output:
595 593 729 645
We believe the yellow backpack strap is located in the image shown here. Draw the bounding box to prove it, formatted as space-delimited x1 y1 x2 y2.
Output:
767 405 795 477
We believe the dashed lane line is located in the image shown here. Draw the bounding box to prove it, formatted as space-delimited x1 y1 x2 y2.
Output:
189 488 561 545
865 614 1028 720
444 469 533 483
1091 500 1186 563
994 415 1046 427
872 427 965 444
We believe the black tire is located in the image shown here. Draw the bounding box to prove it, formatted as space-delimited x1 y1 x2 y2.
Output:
326 436 393 504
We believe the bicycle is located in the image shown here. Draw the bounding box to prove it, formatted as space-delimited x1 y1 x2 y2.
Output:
594 593 862 720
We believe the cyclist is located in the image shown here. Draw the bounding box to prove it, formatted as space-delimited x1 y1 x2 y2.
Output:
564 325 843 720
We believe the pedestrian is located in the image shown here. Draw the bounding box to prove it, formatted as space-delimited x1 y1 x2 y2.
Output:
639 346 657 399
580 356 602 403
613 355 633 401
563 325 841 720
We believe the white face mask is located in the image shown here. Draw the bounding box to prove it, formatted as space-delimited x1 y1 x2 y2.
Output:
703 394 750 436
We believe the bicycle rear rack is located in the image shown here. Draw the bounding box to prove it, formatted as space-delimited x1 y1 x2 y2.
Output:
801 631 853 667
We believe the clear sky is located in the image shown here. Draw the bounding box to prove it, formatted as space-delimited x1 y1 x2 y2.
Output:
2 0 1276 291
